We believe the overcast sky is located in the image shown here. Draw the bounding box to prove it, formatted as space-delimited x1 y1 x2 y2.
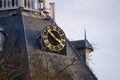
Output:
50 0 120 80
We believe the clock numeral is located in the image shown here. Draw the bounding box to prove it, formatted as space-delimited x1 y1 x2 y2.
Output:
50 26 53 30
62 41 65 45
53 26 56 31
55 46 59 50
45 41 49 45
56 27 59 32
61 35 65 40
44 31 47 36
46 28 49 31
46 43 49 46
50 45 54 49
43 37 47 40
59 30 63 35
59 45 63 48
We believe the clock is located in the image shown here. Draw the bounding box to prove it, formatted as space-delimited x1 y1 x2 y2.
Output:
42 25 66 53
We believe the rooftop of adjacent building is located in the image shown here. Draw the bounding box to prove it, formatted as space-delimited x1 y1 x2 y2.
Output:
71 29 94 53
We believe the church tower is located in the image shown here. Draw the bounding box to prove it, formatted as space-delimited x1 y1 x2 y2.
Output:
0 0 97 80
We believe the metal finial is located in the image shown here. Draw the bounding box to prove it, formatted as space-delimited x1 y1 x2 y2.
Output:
84 28 87 40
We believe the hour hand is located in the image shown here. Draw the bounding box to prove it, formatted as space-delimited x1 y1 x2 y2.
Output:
47 29 64 46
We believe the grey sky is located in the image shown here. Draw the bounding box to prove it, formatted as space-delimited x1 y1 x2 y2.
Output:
50 0 120 80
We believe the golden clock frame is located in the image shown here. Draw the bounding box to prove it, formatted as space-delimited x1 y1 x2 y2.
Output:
41 25 66 55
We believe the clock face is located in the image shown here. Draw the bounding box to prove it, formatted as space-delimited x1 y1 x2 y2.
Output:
42 25 66 51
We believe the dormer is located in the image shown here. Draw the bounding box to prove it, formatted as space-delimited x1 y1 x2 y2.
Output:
71 30 94 65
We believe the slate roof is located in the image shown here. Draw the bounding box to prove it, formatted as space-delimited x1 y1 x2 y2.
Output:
0 10 97 80
71 40 94 51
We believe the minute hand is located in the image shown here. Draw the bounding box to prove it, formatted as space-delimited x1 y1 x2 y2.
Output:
47 30 64 46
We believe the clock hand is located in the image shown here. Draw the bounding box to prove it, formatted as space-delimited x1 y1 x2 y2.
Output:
47 29 64 46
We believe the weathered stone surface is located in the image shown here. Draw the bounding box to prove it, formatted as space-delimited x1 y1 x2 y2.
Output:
0 9 97 80
22 12 97 80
